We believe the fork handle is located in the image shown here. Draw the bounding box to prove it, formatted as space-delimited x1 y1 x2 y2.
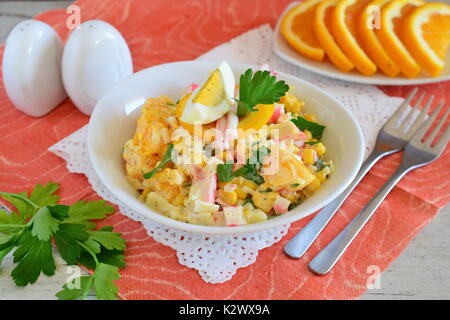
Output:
309 164 413 275
284 150 386 259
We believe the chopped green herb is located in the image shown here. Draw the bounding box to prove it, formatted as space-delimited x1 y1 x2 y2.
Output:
291 183 300 187
314 159 329 171
289 199 303 210
242 197 255 207
305 141 320 145
143 143 174 179
242 170 265 185
291 116 326 139
236 69 289 117
233 166 249 177
217 162 235 182
259 188 273 193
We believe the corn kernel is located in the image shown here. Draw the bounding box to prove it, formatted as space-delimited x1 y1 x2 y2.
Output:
302 149 316 165
245 209 268 224
220 190 238 205
235 188 248 199
313 143 326 157
303 114 316 122
307 177 321 192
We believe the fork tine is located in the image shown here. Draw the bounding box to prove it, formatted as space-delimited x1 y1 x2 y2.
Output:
399 92 425 132
385 88 418 128
433 124 450 151
407 95 435 136
412 101 445 142
426 107 449 146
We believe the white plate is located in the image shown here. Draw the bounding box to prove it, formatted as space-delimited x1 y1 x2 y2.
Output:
88 61 364 235
274 2 450 86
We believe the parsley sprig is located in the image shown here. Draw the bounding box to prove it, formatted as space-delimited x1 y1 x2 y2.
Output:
291 116 326 139
217 147 270 185
236 69 289 117
0 182 125 300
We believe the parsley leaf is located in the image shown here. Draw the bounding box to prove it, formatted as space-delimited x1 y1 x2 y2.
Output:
30 207 59 241
143 143 174 179
242 170 265 185
0 209 22 225
65 200 114 229
88 229 126 251
11 231 56 286
94 263 120 300
48 204 70 221
96 249 126 269
29 182 60 207
83 237 102 254
0 234 17 265
218 146 269 184
0 181 125 300
54 223 89 265
217 162 234 182
291 116 326 139
236 69 289 117
56 276 94 300
1 192 34 221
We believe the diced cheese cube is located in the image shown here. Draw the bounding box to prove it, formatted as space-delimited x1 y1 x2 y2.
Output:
223 206 247 226
245 209 268 224
313 143 326 157
194 200 219 214
186 212 214 226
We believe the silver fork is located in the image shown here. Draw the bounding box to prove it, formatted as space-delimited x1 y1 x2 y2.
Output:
309 101 449 274
284 88 434 259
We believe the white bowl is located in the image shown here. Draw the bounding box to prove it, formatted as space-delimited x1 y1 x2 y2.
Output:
88 61 364 235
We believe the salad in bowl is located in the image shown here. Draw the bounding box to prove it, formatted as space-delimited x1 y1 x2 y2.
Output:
123 61 333 227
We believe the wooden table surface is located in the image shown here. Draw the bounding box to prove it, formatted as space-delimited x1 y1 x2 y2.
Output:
0 0 449 300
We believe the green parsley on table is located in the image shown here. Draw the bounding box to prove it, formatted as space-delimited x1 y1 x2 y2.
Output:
236 68 289 117
0 182 126 300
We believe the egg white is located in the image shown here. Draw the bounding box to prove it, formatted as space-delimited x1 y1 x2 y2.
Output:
180 61 235 125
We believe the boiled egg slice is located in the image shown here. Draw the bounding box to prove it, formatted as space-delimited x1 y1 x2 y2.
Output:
179 61 235 125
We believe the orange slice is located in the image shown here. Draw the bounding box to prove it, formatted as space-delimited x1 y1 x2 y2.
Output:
376 0 424 78
402 2 450 77
357 0 401 77
281 0 325 61
314 0 354 72
331 0 377 76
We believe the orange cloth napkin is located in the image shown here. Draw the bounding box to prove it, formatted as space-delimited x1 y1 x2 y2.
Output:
0 0 448 299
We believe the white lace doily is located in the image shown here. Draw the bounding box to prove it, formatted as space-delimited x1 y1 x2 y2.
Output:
49 25 405 283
